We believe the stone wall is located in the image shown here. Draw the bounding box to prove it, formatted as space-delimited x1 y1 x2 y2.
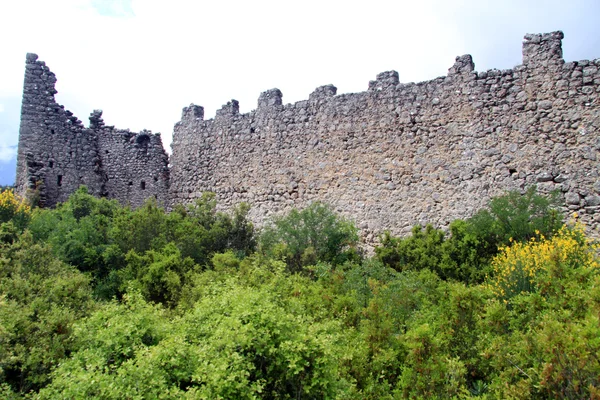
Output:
16 32 600 240
16 54 169 208
170 31 600 240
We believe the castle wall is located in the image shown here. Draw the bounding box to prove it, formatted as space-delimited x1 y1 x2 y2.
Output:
95 117 170 206
16 54 170 208
170 32 600 239
16 32 600 240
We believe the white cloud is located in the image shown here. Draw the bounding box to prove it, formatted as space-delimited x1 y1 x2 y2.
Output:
0 144 16 163
0 121 19 162
90 0 134 18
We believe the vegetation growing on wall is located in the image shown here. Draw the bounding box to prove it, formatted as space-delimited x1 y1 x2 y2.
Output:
1 187 598 398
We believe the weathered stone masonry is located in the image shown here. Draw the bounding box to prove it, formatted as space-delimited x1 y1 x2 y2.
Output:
169 31 600 239
17 32 600 240
16 53 169 208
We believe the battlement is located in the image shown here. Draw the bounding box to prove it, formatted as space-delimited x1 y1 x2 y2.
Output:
175 30 574 128
522 30 565 67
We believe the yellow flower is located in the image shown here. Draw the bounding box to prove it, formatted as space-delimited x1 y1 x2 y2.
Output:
487 223 599 301
0 189 31 223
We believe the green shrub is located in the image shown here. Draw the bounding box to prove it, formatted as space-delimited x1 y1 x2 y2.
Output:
120 243 199 307
0 232 95 393
376 187 563 284
260 202 360 272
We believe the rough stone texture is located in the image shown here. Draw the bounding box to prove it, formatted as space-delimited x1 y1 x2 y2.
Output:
169 31 600 240
16 32 600 241
16 54 169 207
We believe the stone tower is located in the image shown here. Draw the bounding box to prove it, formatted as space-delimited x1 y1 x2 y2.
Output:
16 53 170 207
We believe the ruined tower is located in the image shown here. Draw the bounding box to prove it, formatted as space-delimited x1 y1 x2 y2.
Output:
16 53 170 207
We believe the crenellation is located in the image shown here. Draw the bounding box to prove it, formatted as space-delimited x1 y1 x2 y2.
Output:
368 70 400 91
522 31 564 68
181 104 204 121
89 109 105 130
17 31 600 241
215 99 240 119
309 85 337 102
258 88 283 110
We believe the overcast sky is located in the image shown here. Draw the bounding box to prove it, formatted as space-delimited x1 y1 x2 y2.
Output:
1 0 599 185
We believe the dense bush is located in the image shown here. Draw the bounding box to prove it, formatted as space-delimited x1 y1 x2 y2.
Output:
0 189 31 231
26 188 255 301
376 187 564 284
1 185 599 398
0 232 95 393
259 201 360 272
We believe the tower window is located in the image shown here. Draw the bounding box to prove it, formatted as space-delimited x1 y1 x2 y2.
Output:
57 175 62 186
49 161 53 168
140 181 146 190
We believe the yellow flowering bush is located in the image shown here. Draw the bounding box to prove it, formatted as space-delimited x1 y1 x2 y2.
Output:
0 189 31 228
488 224 599 301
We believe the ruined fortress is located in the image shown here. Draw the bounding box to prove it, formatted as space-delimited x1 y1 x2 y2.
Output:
16 32 600 239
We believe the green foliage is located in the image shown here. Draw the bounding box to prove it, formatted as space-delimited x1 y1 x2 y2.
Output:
397 323 468 398
40 276 350 398
3 185 599 398
165 194 255 264
376 187 563 284
260 201 360 272
27 188 256 301
481 225 600 398
377 224 446 273
0 189 31 231
120 243 198 307
340 258 398 308
181 283 347 398
28 187 122 286
472 186 563 246
38 291 172 399
0 232 95 394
